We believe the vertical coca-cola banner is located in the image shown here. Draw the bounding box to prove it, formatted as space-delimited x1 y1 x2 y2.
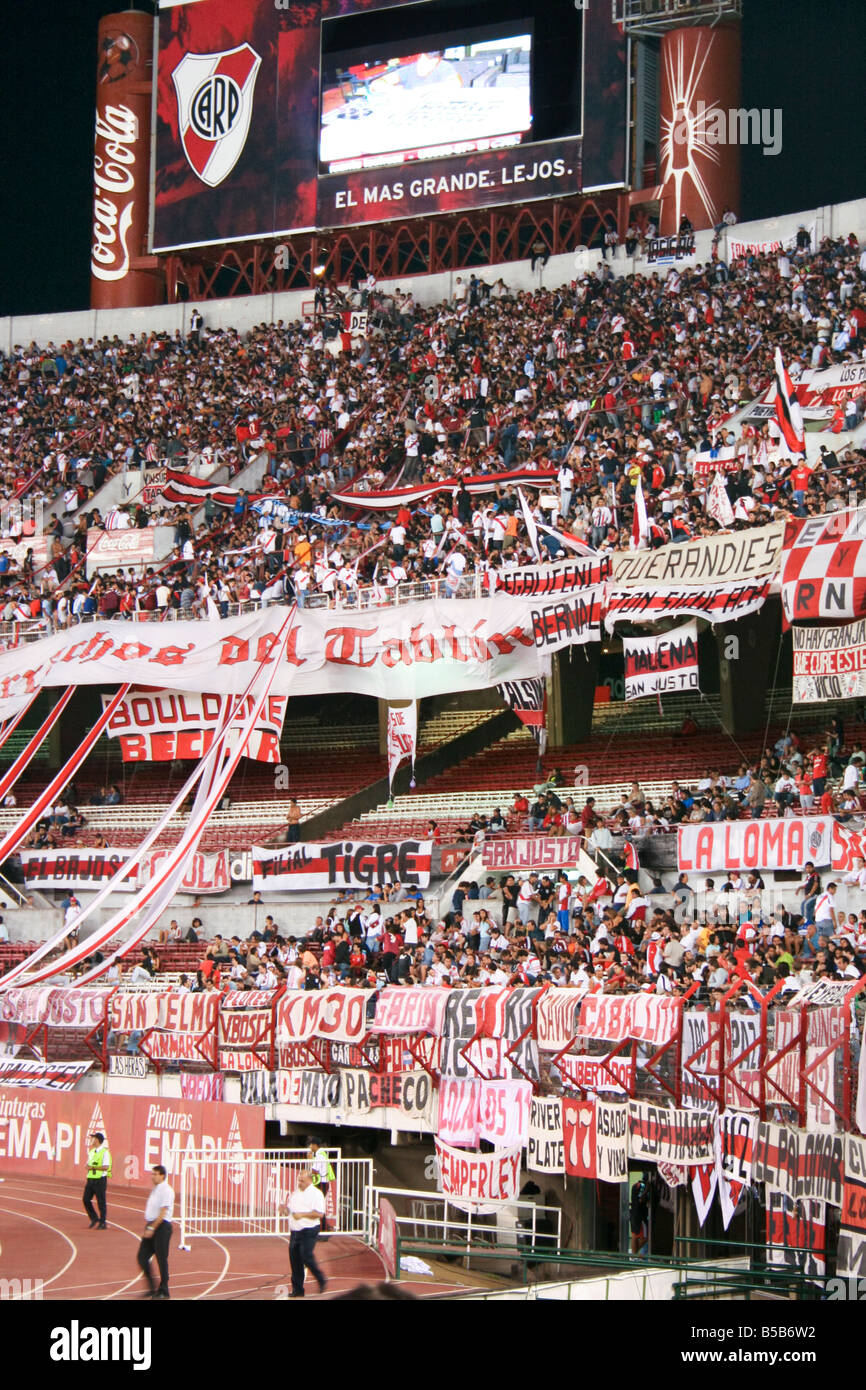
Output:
90 11 161 309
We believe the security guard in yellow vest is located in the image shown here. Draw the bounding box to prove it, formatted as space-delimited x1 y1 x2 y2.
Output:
309 1142 335 1233
83 1130 112 1229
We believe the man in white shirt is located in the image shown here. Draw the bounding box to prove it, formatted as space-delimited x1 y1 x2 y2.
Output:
517 875 538 926
844 857 866 893
287 1172 328 1297
842 758 862 795
813 883 838 935
137 1164 174 1300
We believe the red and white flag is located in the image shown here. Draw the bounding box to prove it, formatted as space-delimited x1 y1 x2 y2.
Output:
387 702 417 793
518 488 541 561
632 475 650 549
705 471 735 528
773 348 806 454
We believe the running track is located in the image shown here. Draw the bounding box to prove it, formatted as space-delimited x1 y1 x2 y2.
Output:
0 1176 467 1300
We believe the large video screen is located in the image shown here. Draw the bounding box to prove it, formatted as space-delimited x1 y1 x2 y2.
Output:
152 0 627 250
320 32 532 174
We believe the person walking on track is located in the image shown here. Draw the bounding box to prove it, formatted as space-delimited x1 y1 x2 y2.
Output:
288 1171 328 1298
137 1164 175 1300
83 1130 112 1229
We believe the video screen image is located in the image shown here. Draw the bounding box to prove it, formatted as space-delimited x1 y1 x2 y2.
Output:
320 34 532 173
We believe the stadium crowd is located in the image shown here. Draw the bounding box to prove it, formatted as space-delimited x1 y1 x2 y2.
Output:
78 840 864 1007
1 228 866 625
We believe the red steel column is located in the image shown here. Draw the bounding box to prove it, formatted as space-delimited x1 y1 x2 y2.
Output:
90 10 162 308
657 23 742 235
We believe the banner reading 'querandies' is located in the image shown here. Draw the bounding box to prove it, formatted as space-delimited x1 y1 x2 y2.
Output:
623 622 699 702
605 523 785 631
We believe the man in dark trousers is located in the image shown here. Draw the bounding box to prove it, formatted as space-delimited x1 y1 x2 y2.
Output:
137 1165 175 1300
83 1130 112 1229
288 1171 328 1298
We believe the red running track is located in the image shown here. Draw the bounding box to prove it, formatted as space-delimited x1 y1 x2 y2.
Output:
0 1176 468 1300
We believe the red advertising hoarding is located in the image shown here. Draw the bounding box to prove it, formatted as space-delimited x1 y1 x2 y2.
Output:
0 1087 264 1181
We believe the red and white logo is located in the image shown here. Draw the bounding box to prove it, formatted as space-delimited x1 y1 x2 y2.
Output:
172 44 261 188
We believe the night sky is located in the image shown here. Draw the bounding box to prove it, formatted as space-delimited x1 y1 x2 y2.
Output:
1 0 863 319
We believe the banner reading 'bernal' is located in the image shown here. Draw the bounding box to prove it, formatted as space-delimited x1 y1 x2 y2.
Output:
623 622 698 702
253 841 432 892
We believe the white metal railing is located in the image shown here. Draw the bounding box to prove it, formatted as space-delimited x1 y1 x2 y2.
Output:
372 1186 562 1255
179 1148 374 1245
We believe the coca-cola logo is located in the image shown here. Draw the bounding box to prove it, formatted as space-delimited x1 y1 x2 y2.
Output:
91 104 139 283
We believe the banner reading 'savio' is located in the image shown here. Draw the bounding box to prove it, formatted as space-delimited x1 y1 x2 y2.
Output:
253 841 432 892
102 688 287 763
623 622 698 701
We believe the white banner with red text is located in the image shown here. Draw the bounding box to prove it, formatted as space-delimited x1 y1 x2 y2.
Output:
101 687 287 764
677 817 833 872
793 620 866 703
434 1136 522 1213
18 847 231 895
605 525 785 632
0 602 565 721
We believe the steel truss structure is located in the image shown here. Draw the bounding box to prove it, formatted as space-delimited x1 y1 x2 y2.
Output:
161 196 617 304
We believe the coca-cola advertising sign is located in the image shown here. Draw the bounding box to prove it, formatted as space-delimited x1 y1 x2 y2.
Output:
91 104 139 284
90 12 158 310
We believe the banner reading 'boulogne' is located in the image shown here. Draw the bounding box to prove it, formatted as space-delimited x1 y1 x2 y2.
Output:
253 841 432 891
101 688 288 764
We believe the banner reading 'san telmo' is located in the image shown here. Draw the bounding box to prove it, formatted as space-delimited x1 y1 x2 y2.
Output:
151 0 627 250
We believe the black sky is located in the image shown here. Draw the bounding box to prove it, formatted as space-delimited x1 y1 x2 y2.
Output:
1 0 863 319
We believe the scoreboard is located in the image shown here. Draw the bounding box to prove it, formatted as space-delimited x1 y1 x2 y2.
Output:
152 0 628 252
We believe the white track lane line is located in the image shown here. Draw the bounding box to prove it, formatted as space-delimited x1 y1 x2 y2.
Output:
0 1189 168 1300
0 1204 77 1297
0 1184 233 1301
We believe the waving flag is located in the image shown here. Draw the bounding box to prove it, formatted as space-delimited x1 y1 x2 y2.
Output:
706 471 735 528
773 348 806 454
632 475 650 549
